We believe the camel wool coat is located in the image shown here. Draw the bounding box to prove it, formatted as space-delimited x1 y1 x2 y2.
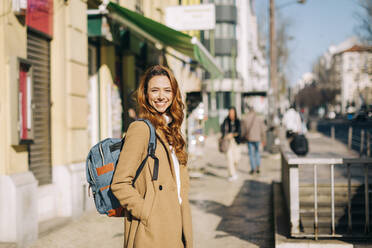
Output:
111 121 193 248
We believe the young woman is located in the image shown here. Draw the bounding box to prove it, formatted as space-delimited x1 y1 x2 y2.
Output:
220 107 241 181
111 65 193 248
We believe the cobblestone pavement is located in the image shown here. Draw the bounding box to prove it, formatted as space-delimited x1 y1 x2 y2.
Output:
29 134 282 248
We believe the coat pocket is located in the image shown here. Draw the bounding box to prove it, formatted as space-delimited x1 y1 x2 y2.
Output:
139 186 155 226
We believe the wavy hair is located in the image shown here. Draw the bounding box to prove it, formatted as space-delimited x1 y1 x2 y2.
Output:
136 65 187 165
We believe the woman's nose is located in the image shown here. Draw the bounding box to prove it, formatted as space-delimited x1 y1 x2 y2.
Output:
158 91 165 99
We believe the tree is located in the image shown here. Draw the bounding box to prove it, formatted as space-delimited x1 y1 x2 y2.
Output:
355 0 372 44
257 11 293 95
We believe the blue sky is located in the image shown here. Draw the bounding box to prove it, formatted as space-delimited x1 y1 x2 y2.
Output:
254 0 363 86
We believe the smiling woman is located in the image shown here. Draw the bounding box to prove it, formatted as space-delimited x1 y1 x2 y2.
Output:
111 65 193 248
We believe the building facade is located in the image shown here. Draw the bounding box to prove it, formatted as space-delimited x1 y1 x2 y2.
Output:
333 45 372 113
201 0 268 132
0 0 90 247
0 0 219 246
314 37 372 114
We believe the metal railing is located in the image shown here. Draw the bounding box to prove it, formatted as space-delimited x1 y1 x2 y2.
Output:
323 125 371 157
281 149 372 240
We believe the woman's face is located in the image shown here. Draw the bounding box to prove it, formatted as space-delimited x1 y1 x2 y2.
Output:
147 75 173 114
228 108 236 120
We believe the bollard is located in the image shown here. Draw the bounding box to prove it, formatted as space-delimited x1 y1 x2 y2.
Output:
348 126 352 149
360 129 365 156
367 131 371 157
331 126 335 140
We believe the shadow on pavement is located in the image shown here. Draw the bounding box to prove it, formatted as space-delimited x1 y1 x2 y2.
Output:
190 180 274 247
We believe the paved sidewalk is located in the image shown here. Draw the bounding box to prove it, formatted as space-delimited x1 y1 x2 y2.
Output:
188 135 280 248
29 133 281 248
27 131 363 248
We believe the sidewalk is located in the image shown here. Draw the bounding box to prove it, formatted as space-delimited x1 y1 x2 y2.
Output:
24 130 367 248
25 131 367 248
28 134 281 248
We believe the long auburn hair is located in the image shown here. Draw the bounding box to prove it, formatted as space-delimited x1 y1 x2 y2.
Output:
136 65 187 165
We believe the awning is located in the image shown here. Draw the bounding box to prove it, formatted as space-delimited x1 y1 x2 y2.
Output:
103 2 222 78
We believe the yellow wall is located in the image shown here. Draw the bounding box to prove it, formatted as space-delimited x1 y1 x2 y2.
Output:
0 1 29 175
51 0 89 165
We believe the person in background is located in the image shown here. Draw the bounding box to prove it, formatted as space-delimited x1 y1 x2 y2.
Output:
282 104 303 138
241 106 266 174
220 107 241 181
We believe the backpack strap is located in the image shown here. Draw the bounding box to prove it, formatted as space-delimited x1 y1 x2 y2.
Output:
131 119 159 186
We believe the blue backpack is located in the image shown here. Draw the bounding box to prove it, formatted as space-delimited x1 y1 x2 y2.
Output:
86 119 159 217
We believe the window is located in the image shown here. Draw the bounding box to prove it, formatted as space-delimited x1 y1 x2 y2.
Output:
207 92 212 111
223 92 231 109
216 92 223 109
216 56 234 72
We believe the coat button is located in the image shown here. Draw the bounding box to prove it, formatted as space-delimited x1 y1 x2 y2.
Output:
159 185 163 190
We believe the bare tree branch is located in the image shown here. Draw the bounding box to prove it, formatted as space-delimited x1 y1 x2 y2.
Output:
355 0 372 44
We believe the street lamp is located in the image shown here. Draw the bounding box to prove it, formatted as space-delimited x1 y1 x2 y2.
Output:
269 0 306 121
267 0 305 152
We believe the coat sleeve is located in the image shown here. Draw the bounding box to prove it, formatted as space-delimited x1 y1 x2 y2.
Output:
180 165 193 248
111 121 149 220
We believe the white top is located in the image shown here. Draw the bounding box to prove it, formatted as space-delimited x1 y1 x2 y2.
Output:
170 146 182 204
282 108 303 133
163 114 182 204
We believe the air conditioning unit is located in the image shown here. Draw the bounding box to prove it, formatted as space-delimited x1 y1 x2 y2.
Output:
12 0 27 16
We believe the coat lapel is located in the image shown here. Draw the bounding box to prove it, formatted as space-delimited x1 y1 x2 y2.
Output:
155 129 177 183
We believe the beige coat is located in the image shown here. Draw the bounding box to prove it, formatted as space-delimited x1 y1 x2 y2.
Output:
241 112 266 142
111 121 193 248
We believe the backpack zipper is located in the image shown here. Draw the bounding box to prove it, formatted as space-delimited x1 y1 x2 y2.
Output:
99 143 105 165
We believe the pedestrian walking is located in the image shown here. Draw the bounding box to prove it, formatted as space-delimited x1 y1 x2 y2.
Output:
220 107 241 181
111 65 193 248
282 104 303 138
241 106 266 174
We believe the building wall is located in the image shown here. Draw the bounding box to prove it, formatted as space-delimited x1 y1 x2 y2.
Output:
340 51 372 112
0 1 29 176
0 0 91 245
52 0 89 166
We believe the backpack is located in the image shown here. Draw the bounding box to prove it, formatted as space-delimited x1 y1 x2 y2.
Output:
86 119 159 217
289 133 309 156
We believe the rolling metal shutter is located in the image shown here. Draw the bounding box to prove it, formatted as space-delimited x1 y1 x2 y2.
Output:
27 30 52 185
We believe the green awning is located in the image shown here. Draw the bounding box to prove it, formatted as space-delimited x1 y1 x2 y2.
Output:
105 2 222 78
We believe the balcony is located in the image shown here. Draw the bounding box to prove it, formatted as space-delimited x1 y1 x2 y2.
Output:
215 5 237 24
202 38 237 56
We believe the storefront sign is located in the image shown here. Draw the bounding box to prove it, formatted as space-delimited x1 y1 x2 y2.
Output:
165 4 215 31
26 0 53 37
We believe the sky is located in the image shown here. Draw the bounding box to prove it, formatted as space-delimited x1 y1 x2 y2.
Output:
254 0 363 86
